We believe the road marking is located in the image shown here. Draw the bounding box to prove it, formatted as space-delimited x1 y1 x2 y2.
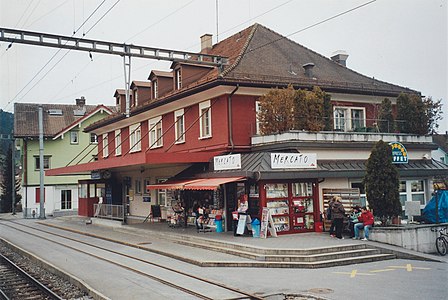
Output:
388 264 431 272
369 268 396 273
333 270 375 278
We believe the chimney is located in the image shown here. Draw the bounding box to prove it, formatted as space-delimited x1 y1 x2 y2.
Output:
76 96 86 107
302 63 315 79
331 50 349 66
200 34 213 52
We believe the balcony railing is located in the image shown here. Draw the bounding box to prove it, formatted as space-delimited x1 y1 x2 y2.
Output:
93 203 124 220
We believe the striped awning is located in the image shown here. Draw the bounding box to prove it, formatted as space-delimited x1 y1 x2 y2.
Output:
146 177 245 191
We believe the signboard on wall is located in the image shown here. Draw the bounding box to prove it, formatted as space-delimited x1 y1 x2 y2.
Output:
389 142 408 164
270 153 317 169
214 154 241 170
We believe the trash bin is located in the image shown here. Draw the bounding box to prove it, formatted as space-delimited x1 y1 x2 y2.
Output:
215 215 223 232
252 218 260 238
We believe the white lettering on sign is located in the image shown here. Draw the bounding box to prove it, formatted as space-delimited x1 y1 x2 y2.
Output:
214 154 241 170
270 153 317 169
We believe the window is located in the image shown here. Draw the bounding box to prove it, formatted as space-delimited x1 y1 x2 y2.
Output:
61 190 72 210
135 178 142 195
90 133 98 144
175 68 182 90
157 178 168 206
70 131 79 144
351 182 367 207
134 89 138 106
149 117 163 148
255 101 261 134
153 80 158 98
129 124 142 152
35 156 50 170
115 129 122 156
35 188 45 203
143 178 150 195
174 109 185 143
399 179 427 209
102 133 109 157
199 100 212 138
333 106 366 131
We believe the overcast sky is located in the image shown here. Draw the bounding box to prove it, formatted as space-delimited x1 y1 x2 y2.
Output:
1 0 447 132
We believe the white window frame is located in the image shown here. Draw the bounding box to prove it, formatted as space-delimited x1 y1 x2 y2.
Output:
153 80 158 98
115 129 122 156
157 178 168 206
133 89 138 106
255 101 261 135
61 189 72 210
174 109 185 144
199 100 212 139
149 116 163 149
399 179 427 210
333 106 366 132
70 131 79 144
35 156 51 170
102 133 109 158
175 68 182 90
129 124 142 153
90 133 98 144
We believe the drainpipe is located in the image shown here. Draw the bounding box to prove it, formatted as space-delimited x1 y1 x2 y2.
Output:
228 85 239 152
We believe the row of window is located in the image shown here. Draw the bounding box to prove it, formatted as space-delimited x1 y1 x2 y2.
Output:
69 131 98 145
34 188 72 210
102 100 212 157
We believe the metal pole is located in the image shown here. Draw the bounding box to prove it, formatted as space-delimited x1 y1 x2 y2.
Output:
11 135 16 215
123 53 131 118
38 105 45 219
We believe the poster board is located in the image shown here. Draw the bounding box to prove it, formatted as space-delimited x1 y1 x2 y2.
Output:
260 207 277 238
236 214 252 235
151 205 161 218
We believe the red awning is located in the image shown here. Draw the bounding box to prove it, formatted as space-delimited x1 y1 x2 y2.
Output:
183 177 246 190
146 179 204 190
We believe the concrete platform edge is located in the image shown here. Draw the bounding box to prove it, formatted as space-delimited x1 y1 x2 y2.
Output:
0 237 111 300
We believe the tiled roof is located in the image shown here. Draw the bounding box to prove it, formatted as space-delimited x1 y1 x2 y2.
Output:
131 81 151 88
149 70 173 79
14 103 115 138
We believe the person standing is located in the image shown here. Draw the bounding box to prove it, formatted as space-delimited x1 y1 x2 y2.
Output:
331 196 346 239
353 206 374 241
327 197 336 237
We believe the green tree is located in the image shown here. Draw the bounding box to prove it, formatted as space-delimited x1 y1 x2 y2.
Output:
396 93 430 135
0 147 21 213
378 98 394 133
423 96 443 134
258 85 295 134
363 140 401 224
323 93 333 131
294 86 326 131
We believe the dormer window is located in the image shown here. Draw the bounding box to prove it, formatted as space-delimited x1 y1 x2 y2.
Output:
153 80 158 99
116 96 121 112
175 69 182 90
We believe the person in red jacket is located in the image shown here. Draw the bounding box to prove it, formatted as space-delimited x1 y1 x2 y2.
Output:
353 206 374 240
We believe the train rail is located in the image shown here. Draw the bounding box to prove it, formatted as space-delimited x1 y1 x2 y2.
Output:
0 220 264 300
0 252 63 300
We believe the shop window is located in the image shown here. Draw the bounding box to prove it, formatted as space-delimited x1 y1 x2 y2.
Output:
143 178 150 195
265 183 288 198
61 190 72 210
78 184 87 198
292 182 313 197
135 178 142 195
399 180 427 209
350 182 367 207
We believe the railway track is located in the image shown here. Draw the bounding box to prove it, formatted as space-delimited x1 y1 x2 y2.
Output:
0 252 63 300
0 220 265 299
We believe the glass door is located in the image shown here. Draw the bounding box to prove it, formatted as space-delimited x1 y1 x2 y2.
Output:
291 182 315 232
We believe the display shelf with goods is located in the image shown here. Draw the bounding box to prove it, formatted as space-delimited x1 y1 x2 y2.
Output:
198 209 223 230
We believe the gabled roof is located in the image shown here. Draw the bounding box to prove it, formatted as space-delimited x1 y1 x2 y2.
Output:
131 81 151 89
148 70 173 80
14 102 115 138
113 89 125 97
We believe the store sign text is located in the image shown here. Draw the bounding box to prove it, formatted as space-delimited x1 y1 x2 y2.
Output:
270 153 317 169
389 142 408 164
214 154 242 170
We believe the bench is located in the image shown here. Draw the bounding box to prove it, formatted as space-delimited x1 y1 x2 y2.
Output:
322 188 361 232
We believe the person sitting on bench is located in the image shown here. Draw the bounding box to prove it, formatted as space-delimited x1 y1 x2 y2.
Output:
353 206 374 241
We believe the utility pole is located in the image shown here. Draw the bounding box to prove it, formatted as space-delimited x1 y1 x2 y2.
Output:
11 133 15 215
38 105 45 219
